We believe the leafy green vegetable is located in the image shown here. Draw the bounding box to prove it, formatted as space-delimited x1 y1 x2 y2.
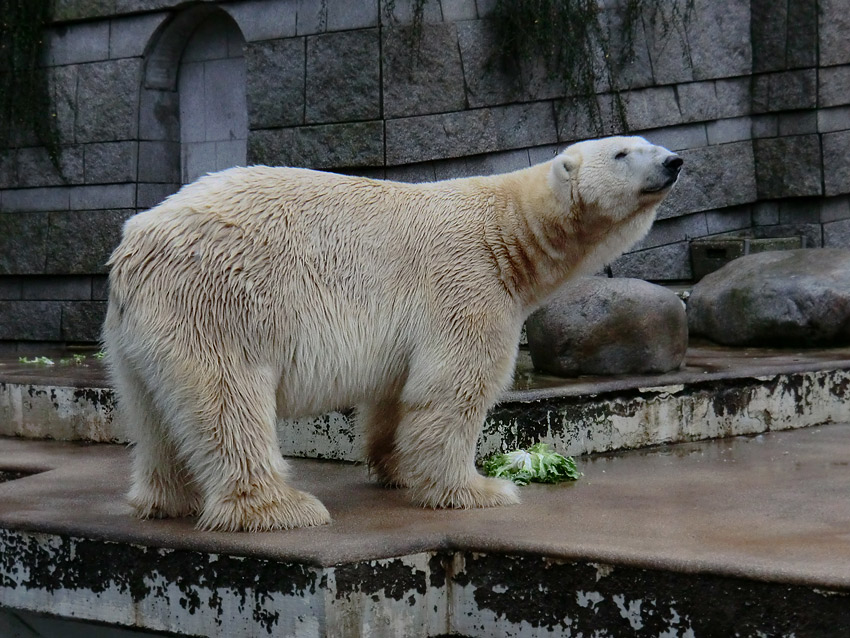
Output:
483 443 581 486
18 356 54 365
92 351 105 360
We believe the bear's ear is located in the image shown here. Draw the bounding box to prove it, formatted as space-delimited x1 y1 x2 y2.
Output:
552 148 581 181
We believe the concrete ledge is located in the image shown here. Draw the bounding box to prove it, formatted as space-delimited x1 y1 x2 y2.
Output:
3 343 850 460
0 428 849 636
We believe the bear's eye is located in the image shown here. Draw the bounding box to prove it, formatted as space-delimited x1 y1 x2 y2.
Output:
615 151 628 160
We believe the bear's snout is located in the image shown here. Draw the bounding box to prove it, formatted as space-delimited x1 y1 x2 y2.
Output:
663 154 683 176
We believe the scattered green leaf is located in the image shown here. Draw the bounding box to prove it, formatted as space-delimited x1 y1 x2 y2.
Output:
92 351 105 360
18 356 55 366
483 443 581 486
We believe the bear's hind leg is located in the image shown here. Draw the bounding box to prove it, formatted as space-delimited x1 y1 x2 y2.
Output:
361 400 407 487
178 365 331 532
393 393 519 510
112 358 202 519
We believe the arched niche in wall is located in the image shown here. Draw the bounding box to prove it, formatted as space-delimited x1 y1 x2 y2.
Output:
138 6 247 209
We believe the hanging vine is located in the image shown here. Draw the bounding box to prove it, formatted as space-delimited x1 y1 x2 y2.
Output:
489 0 694 135
0 0 61 167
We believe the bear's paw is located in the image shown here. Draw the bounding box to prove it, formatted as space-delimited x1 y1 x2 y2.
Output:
413 474 520 510
197 486 331 532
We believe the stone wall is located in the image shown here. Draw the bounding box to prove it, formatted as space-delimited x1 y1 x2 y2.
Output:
1 0 848 350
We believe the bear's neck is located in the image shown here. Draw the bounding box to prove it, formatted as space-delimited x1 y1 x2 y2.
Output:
483 163 653 313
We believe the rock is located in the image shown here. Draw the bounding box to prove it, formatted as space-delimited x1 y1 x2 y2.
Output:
526 277 688 377
687 249 850 346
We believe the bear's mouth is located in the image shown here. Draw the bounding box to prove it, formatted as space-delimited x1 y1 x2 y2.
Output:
641 174 679 194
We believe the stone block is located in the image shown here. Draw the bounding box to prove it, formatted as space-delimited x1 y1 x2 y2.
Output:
109 13 167 58
222 1 297 41
245 39 305 129
705 206 752 235
456 20 524 108
22 277 92 301
84 142 138 184
306 30 380 123
823 130 850 197
752 70 817 113
820 66 850 108
215 140 247 171
75 59 142 142
0 277 22 300
676 81 719 123
608 241 692 281
658 141 757 219
182 142 217 183
382 23 466 118
777 112 818 136
46 22 110 65
45 210 135 274
46 66 78 145
2 188 70 213
824 219 850 248
177 62 207 144
0 150 17 189
642 124 707 151
51 0 116 22
136 183 179 209
0 301 61 341
384 162 437 183
526 277 687 376
248 121 384 169
633 212 708 252
69 184 136 210
380 0 442 24
821 197 850 223
751 115 778 138
432 149 529 181
818 106 850 134
754 135 822 199
61 301 107 342
688 0 751 80
527 144 561 165
706 117 751 145
440 0 477 21
16 146 84 188
91 275 110 300
138 89 179 142
786 0 818 68
752 202 779 226
0 213 49 275
622 86 681 131
386 102 557 165
779 200 820 224
713 78 752 119
137 141 180 183
600 4 654 91
750 0 786 73
296 0 378 35
820 0 850 66
203 57 249 141
688 249 850 346
642 0 693 84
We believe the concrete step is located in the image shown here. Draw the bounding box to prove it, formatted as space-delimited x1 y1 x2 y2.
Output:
2 342 850 460
0 427 848 636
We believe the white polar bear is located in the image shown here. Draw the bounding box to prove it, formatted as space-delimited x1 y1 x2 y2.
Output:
104 136 682 532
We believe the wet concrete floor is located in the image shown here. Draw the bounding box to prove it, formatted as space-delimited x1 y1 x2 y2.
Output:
1 424 848 590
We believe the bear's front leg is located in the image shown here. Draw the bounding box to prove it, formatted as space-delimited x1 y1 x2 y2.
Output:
391 369 520 509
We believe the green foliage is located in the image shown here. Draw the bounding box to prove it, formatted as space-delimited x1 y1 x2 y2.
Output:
0 0 61 166
490 0 693 134
483 443 581 486
18 356 55 365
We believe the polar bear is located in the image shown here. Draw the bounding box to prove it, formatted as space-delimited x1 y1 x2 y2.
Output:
104 136 682 532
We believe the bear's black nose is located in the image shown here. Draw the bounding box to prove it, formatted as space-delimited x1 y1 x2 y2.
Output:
664 155 684 174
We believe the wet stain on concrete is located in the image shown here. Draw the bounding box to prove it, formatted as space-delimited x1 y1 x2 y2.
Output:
334 557 427 601
453 553 850 637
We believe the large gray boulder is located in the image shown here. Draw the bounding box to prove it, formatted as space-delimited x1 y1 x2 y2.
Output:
688 249 850 346
526 277 688 377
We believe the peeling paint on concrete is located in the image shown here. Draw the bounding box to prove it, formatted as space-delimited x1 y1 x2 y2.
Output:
3 369 850 463
0 531 848 636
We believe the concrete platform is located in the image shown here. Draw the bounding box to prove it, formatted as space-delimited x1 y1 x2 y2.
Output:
1 427 849 636
4 342 850 461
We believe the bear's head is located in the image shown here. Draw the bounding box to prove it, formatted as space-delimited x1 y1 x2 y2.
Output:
541 135 682 281
550 135 682 221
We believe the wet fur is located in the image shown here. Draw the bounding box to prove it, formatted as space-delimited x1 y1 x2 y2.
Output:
104 136 678 531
